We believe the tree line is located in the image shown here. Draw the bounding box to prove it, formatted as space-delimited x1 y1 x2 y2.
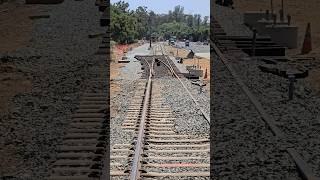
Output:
111 1 210 44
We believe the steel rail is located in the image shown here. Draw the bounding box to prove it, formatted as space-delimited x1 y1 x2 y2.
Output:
159 43 210 124
212 42 320 180
143 58 151 70
129 47 155 180
212 43 284 138
158 45 173 75
160 44 176 76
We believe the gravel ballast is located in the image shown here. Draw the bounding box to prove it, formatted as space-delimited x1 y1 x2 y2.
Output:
213 4 320 177
227 52 320 177
211 54 300 179
110 79 144 146
110 44 149 147
156 77 209 136
0 0 105 179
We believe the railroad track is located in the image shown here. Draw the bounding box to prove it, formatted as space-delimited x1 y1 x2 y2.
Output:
110 44 210 179
46 39 109 179
212 18 320 180
46 77 108 179
46 1 110 179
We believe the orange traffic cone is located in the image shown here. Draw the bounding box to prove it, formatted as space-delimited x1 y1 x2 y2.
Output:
204 68 208 79
301 23 312 54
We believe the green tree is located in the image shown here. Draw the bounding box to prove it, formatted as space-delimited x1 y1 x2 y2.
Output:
111 1 210 44
186 15 193 27
111 1 137 43
203 16 209 26
135 6 149 39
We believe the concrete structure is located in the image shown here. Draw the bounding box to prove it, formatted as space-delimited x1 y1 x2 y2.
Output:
172 58 188 74
189 69 203 77
244 11 269 28
256 19 288 35
186 65 196 71
265 24 298 49
255 19 273 35
195 53 210 59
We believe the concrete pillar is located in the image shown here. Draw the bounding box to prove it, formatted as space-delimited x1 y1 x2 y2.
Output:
256 19 288 35
256 19 273 35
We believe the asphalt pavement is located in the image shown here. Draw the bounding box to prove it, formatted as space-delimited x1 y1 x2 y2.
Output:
173 41 210 59
175 41 210 53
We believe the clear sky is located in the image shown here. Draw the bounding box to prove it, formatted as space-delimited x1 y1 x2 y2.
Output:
110 0 210 17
